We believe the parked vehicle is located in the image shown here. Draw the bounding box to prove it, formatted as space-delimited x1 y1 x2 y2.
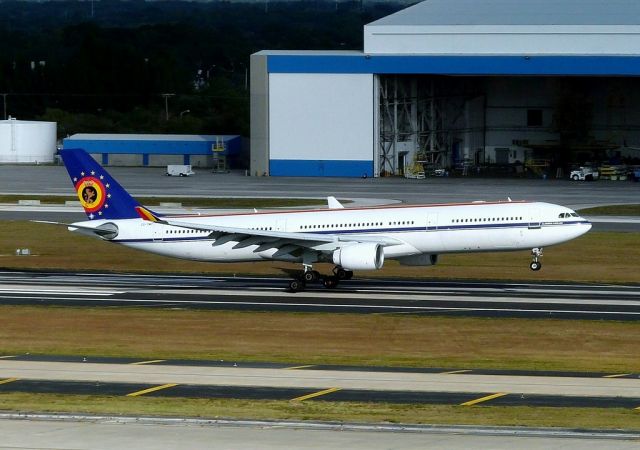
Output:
166 165 195 177
570 167 599 181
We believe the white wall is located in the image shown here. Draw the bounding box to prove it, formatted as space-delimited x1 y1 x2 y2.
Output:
364 25 640 55
269 73 374 161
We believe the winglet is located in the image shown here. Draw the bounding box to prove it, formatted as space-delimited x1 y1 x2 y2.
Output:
327 196 345 209
135 206 161 222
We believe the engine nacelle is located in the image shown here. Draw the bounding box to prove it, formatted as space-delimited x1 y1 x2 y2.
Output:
332 243 384 270
397 254 439 266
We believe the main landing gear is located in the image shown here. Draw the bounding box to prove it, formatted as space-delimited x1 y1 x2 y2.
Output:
530 247 543 271
288 266 354 292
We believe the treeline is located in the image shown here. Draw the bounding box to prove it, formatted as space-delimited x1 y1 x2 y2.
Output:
0 1 403 137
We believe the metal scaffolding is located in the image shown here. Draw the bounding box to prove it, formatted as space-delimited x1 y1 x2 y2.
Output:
377 75 474 176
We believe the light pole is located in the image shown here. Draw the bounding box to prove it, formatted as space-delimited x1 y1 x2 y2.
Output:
1 94 7 120
180 109 190 118
161 93 174 121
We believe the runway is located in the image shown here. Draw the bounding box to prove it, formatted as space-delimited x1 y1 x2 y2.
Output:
1 270 639 320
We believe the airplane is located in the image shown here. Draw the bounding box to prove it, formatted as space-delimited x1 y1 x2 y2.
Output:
38 148 592 291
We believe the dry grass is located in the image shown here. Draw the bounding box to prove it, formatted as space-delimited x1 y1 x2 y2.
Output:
1 307 638 372
1 221 639 283
0 393 639 430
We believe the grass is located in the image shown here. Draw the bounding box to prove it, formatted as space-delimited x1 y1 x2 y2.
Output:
0 195 328 208
0 393 639 430
1 307 639 372
578 204 640 216
1 221 639 283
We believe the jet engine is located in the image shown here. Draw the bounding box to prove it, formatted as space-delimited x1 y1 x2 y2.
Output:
332 243 384 270
397 254 439 266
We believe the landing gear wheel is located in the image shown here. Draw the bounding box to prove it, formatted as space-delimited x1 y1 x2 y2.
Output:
335 268 348 280
303 270 319 283
323 276 339 289
333 266 353 280
530 247 543 271
289 279 305 292
344 270 354 280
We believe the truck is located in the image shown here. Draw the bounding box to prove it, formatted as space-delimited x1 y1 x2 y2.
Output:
569 167 599 181
166 165 195 177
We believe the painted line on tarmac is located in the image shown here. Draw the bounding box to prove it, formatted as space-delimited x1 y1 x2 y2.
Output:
2 294 640 317
0 288 119 296
291 387 341 402
603 373 632 378
126 383 178 397
130 360 167 366
441 369 472 375
0 378 18 385
284 365 316 370
461 392 509 406
0 356 17 360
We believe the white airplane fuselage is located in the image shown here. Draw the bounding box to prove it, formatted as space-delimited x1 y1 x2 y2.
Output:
72 200 591 267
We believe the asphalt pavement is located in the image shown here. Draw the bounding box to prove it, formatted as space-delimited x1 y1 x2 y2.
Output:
1 271 639 320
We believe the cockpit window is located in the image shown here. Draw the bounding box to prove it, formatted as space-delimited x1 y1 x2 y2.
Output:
559 213 566 218
571 213 579 217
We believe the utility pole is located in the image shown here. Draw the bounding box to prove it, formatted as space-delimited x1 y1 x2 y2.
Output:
161 93 174 121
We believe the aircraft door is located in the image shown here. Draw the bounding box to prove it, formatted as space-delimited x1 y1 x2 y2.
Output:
426 214 438 231
275 219 287 232
528 209 542 229
151 223 164 242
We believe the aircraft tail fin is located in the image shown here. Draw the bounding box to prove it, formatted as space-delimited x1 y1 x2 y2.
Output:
60 148 145 220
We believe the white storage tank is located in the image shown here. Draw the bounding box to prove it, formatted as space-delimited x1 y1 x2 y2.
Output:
0 119 56 163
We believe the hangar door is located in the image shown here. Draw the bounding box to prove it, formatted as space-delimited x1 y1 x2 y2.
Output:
376 75 485 176
269 73 374 177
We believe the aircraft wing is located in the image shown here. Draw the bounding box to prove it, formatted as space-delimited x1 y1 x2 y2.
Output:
156 217 403 252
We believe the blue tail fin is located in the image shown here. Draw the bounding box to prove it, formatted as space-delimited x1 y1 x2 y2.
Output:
60 148 142 220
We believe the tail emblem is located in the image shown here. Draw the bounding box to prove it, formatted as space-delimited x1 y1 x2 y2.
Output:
73 173 110 219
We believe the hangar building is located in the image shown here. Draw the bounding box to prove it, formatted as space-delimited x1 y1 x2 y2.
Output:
251 0 640 177
63 134 242 168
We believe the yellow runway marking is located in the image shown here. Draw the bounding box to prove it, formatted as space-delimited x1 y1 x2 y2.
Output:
0 356 17 359
603 373 631 378
441 369 472 375
0 378 19 385
284 365 316 370
126 383 178 397
130 360 166 366
291 387 341 402
461 392 508 406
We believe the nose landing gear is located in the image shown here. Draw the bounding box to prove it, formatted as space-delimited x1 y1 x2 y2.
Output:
530 248 543 271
